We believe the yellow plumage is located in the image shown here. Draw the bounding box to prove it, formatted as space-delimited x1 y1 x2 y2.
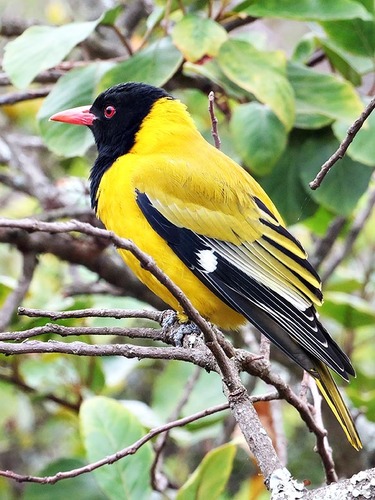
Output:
50 82 362 450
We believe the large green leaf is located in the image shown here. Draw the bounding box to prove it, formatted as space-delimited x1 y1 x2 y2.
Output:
99 37 183 91
80 396 154 500
299 129 373 215
288 62 363 124
230 102 287 175
3 19 101 89
38 63 112 157
234 0 371 20
218 40 295 130
321 19 375 57
333 100 375 167
176 443 236 500
172 14 227 62
259 131 318 224
23 459 105 500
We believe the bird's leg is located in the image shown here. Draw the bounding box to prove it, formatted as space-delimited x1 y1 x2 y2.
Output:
161 310 202 347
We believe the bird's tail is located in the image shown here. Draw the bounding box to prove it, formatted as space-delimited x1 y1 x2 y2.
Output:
314 360 362 450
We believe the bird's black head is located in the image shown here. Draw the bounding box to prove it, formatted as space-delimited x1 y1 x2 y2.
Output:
89 82 172 157
50 82 173 209
89 82 172 209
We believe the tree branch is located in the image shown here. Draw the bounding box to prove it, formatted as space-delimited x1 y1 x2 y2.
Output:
321 182 375 281
310 97 375 189
0 217 285 486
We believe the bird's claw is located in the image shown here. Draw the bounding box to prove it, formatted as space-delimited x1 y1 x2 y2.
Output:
161 311 201 347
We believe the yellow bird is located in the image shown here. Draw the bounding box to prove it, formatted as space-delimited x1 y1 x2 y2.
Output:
50 82 361 450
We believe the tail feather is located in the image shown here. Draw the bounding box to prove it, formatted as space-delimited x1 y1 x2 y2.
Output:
314 361 362 450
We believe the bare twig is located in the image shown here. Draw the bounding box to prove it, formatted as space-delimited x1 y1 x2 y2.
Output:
321 182 375 281
0 217 284 483
208 91 221 150
308 378 338 484
239 348 337 484
310 96 375 189
0 402 230 484
310 216 347 270
18 306 163 323
0 252 38 331
0 87 52 106
0 372 80 412
151 366 202 491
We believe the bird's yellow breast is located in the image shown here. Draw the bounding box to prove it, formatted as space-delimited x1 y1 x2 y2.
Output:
95 151 245 329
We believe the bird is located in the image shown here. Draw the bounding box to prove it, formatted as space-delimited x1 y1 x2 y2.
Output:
50 81 362 450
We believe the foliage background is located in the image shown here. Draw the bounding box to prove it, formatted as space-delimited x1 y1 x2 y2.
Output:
1 0 375 498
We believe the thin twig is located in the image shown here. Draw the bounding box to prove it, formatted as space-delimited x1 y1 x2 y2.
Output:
151 366 202 491
321 182 375 281
0 402 230 484
0 252 38 331
0 87 52 106
208 91 221 150
309 378 338 484
108 24 133 55
238 348 337 484
310 216 347 270
0 373 80 412
309 96 375 189
18 306 163 323
0 217 284 482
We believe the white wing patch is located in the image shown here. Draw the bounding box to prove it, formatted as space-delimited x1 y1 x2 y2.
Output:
197 249 218 273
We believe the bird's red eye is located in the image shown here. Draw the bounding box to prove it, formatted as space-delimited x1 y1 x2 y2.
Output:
104 105 116 119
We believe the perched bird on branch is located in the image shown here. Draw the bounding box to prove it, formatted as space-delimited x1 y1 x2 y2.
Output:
50 81 361 450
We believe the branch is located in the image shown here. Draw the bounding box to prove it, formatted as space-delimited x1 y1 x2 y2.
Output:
0 340 216 370
0 226 165 309
310 96 375 189
151 366 202 491
0 217 285 485
0 251 38 331
0 401 230 484
0 87 52 106
321 182 375 281
310 216 347 270
208 91 221 149
0 372 80 412
18 306 163 323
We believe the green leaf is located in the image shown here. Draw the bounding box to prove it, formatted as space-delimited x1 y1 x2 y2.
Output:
38 63 112 157
23 459 105 500
172 14 227 62
234 0 371 21
259 131 318 224
319 37 374 80
299 129 373 215
100 5 124 25
294 113 334 130
218 40 295 130
288 62 363 123
321 19 375 57
99 37 183 91
184 59 247 100
3 19 101 88
333 101 375 167
322 292 375 328
230 102 287 175
80 396 154 500
176 443 236 500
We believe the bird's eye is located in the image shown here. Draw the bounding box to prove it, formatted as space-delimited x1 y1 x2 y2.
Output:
104 105 116 119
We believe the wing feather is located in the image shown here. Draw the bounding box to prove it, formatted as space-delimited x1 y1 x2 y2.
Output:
136 191 354 380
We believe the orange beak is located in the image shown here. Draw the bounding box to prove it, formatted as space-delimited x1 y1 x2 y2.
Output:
49 105 96 126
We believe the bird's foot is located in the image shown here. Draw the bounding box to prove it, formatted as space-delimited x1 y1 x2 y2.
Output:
161 311 202 347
